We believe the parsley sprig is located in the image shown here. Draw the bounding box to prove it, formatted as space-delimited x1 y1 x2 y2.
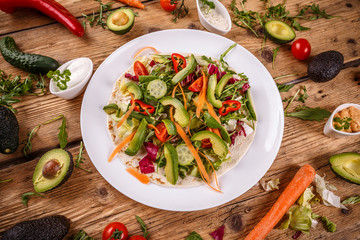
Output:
0 70 45 113
333 117 352 130
200 0 215 12
47 69 71 91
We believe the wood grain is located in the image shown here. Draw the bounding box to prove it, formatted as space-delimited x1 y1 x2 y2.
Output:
0 0 360 239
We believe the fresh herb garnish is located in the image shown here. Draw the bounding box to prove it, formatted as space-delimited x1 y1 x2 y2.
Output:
82 0 114 29
47 69 71 91
342 196 360 205
272 46 280 69
0 70 45 113
135 215 149 239
273 73 298 81
284 88 331 121
297 86 308 103
0 179 13 183
75 141 92 173
220 43 237 73
277 83 294 92
185 231 203 240
21 192 44 207
171 0 189 22
200 0 215 11
22 115 68 156
230 0 260 37
333 117 352 130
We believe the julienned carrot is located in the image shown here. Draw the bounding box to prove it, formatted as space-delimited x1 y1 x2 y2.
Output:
211 128 221 138
116 0 145 10
147 124 160 134
133 46 158 59
117 94 135 128
126 168 150 184
108 131 136 162
205 99 221 123
196 71 208 118
244 164 316 240
177 83 187 110
198 150 220 191
174 122 221 192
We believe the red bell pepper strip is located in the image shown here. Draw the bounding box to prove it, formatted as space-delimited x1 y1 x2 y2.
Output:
171 53 186 73
131 99 155 115
0 0 84 37
218 100 241 116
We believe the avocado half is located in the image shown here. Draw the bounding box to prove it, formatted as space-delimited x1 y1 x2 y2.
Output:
33 149 74 192
264 20 296 44
107 8 135 35
0 105 19 154
330 152 360 185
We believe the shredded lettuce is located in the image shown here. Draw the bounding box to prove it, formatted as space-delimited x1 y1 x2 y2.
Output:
118 118 139 139
260 178 280 191
315 174 347 209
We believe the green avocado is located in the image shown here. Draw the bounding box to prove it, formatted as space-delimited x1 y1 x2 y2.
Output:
330 152 360 185
2 215 70 240
164 142 179 185
125 118 148 156
33 149 74 192
107 8 135 35
0 105 19 154
264 20 296 44
191 131 228 158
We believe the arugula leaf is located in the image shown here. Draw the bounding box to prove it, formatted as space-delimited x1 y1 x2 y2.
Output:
200 0 215 10
185 231 203 240
171 0 189 22
82 0 114 29
58 117 68 148
75 141 92 173
220 43 237 72
135 215 149 239
272 47 280 69
230 0 259 37
342 196 360 205
277 83 294 92
21 192 44 207
285 107 331 121
297 86 308 103
0 179 13 183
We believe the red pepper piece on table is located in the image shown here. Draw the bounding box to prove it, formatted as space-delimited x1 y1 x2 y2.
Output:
133 61 149 76
131 99 155 115
188 76 203 92
219 100 241 116
155 122 169 142
171 53 186 73
0 0 84 37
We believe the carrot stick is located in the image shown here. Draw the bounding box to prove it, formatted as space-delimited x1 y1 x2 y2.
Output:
108 131 137 162
205 99 221 123
133 46 159 59
196 71 208 118
177 83 187 110
147 124 160 134
211 128 221 138
198 150 220 191
117 94 135 128
126 168 150 184
244 164 316 240
116 0 145 9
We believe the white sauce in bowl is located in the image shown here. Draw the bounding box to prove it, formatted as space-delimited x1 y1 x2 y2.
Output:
200 5 229 30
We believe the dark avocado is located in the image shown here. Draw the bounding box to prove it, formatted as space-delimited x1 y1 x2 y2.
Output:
107 8 135 35
330 152 360 185
307 51 344 82
2 215 70 240
33 149 74 192
0 105 19 154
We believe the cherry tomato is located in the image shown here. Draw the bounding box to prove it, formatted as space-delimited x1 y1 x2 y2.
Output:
291 38 311 61
160 0 177 12
128 236 147 240
188 76 203 92
102 222 128 240
155 122 169 142
134 61 149 76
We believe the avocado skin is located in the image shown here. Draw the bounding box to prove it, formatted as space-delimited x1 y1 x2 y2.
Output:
330 152 360 185
2 215 70 240
308 51 344 83
0 106 19 154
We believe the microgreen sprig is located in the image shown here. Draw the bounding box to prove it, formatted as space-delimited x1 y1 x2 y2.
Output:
75 141 92 173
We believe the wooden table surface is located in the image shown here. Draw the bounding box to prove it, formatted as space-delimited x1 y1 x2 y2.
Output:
0 0 359 239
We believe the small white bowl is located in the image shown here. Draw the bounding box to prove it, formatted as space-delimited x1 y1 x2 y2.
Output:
196 0 232 35
50 57 93 100
323 103 360 138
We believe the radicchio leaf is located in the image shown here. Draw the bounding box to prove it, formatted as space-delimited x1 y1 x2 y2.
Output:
125 73 139 81
139 156 155 174
144 142 159 161
210 225 225 240
230 121 247 145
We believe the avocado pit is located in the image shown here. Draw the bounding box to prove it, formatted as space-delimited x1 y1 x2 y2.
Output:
112 11 129 26
42 159 61 179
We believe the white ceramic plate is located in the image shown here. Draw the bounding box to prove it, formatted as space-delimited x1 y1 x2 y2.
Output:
81 29 284 211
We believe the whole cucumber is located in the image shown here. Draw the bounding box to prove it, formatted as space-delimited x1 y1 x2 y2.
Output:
0 36 60 74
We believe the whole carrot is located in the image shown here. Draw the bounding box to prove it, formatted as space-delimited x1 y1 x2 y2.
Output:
116 0 144 9
244 164 316 240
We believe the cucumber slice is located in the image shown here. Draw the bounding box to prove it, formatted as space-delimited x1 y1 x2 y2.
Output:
176 144 194 166
147 79 167 99
162 119 177 135
264 20 296 44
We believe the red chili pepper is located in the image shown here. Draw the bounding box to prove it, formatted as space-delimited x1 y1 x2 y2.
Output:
171 53 186 73
188 76 203 92
131 99 155 115
155 122 169 142
218 100 241 116
0 0 84 37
